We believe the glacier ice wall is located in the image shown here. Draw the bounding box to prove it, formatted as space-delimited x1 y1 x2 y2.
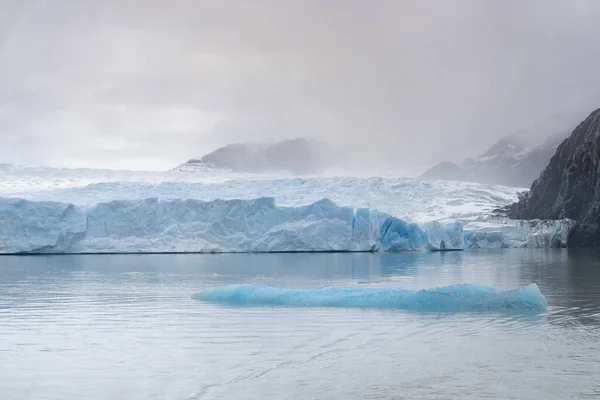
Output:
0 196 573 254
0 199 87 253
0 197 464 254
463 216 575 248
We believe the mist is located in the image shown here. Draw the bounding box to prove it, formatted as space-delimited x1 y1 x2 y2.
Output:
1 0 600 173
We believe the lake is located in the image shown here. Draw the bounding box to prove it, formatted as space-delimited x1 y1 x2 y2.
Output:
1 249 599 399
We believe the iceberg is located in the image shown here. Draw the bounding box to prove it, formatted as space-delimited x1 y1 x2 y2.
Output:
194 283 548 311
0 197 463 254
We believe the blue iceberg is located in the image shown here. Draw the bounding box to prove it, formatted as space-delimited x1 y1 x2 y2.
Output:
194 283 548 311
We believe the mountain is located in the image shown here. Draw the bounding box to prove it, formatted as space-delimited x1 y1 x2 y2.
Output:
420 133 567 187
507 108 600 246
176 138 332 174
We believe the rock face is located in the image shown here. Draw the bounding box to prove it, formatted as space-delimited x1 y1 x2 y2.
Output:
420 133 566 187
507 108 600 246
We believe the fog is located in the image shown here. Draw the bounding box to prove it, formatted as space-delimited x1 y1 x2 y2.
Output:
1 0 600 173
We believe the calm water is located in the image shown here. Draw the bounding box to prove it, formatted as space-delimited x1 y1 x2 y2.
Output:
1 250 600 400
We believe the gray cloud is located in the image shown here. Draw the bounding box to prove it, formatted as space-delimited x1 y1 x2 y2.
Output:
1 0 600 172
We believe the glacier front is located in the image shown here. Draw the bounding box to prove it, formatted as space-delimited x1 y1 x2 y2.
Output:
0 197 464 254
0 165 574 253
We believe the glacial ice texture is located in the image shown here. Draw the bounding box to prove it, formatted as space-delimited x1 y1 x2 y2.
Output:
462 216 575 249
0 167 519 222
0 197 463 254
0 166 573 253
195 283 548 311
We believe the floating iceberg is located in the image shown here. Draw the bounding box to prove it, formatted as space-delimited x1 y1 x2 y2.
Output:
194 283 548 311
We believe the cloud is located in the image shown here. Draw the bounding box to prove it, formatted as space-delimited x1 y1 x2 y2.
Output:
1 0 600 172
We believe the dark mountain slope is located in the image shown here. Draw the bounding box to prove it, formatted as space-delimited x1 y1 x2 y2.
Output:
507 108 600 246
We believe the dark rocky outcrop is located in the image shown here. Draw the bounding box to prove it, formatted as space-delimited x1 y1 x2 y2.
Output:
507 109 600 246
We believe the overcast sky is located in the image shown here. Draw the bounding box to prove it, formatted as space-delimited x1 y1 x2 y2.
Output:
1 0 600 172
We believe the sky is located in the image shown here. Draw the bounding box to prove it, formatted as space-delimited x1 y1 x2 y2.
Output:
1 0 600 173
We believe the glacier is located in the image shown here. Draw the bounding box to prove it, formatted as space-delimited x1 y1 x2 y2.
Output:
463 215 575 248
0 199 87 253
194 283 548 311
0 165 520 221
0 197 463 253
0 164 574 254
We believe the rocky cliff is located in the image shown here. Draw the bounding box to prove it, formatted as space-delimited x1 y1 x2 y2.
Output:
507 109 600 246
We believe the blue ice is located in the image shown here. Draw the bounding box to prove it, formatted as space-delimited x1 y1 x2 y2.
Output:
194 283 548 311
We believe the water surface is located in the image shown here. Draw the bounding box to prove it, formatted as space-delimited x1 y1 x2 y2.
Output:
1 249 599 399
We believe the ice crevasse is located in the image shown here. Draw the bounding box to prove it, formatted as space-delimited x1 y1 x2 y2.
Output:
0 197 571 254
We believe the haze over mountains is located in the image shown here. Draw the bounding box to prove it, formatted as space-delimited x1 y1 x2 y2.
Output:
419 133 566 187
173 113 578 185
176 138 336 174
0 113 580 187
0 110 587 188
419 115 577 187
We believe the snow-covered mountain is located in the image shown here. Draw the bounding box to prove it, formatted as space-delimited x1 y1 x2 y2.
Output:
419 132 566 187
176 138 333 174
419 112 582 187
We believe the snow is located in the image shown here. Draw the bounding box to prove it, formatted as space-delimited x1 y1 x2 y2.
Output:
0 164 574 253
0 164 520 222
194 283 548 311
